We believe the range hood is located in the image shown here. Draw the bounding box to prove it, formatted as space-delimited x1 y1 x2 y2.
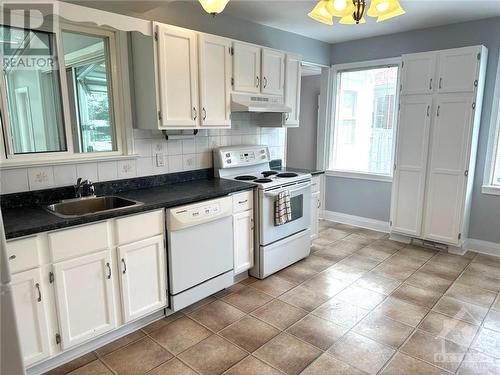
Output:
231 93 291 113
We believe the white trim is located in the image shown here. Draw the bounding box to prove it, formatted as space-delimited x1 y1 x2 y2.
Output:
0 154 138 170
465 238 500 258
325 170 392 183
321 210 390 233
481 185 500 196
333 57 402 72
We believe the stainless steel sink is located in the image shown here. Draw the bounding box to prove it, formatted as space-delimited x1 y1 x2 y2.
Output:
46 196 143 218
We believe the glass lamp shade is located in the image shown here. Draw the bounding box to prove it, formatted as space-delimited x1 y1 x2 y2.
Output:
339 15 366 24
326 0 356 17
308 1 334 25
198 0 230 14
377 3 405 21
368 0 405 21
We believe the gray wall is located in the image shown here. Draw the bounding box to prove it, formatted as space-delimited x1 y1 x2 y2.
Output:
326 16 500 243
287 75 320 169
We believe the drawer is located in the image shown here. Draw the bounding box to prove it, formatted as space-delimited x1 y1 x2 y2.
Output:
49 222 109 262
115 210 163 245
311 176 321 193
6 236 41 273
232 191 253 213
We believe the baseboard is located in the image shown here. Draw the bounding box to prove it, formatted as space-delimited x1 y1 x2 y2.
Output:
321 210 390 233
464 238 500 257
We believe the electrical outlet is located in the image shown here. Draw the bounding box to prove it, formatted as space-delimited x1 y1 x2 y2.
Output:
156 153 165 167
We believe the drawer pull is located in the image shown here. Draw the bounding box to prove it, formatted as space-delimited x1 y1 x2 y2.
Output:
121 259 127 274
9 255 16 260
106 262 112 279
238 199 248 204
35 283 42 302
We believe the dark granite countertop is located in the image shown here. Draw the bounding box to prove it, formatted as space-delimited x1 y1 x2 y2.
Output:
3 178 253 239
271 166 325 176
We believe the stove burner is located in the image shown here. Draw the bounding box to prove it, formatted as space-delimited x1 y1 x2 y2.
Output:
235 175 258 181
277 172 299 178
254 178 273 183
262 171 279 177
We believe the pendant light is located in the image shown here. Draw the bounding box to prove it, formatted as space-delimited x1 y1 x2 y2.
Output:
198 0 230 15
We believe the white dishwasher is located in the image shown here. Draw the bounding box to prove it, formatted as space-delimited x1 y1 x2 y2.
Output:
166 196 234 311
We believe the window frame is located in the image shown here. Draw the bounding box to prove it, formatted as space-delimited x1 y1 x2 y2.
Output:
0 20 132 167
326 57 402 182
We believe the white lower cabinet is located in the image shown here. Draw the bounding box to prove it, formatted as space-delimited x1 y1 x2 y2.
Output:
11 268 51 366
233 210 254 274
311 191 320 240
118 235 167 323
53 250 117 350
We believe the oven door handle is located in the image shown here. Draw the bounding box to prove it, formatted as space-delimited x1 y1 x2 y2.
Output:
264 182 312 197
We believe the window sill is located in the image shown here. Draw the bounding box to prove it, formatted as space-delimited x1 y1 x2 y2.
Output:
482 185 500 196
0 154 139 170
325 170 393 182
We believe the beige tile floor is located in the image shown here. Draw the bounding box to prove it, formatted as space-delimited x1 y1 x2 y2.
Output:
45 220 500 375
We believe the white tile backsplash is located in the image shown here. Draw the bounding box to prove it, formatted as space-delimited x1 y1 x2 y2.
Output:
53 165 77 186
76 163 99 182
98 161 118 182
28 167 55 190
167 140 183 155
182 154 196 171
117 160 137 179
182 138 196 154
168 155 183 173
136 157 154 177
1 169 29 194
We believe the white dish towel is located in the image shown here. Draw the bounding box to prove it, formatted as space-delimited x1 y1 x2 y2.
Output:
274 190 292 226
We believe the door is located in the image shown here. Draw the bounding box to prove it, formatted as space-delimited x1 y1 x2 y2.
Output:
118 236 167 323
233 210 254 274
11 268 50 366
436 46 481 94
423 94 475 245
284 54 302 126
310 191 320 240
390 95 433 237
155 23 199 128
401 52 437 95
53 250 116 349
261 48 285 95
232 42 261 93
198 35 232 127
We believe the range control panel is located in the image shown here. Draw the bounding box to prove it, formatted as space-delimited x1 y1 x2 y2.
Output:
215 146 270 169
175 203 220 220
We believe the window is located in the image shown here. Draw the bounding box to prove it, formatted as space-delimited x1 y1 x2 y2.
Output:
329 63 399 178
0 22 123 163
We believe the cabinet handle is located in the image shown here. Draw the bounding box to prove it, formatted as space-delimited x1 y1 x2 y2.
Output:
285 113 289 121
121 259 127 274
106 262 111 279
8 254 16 260
192 107 197 121
256 76 260 88
238 199 248 204
202 107 207 121
317 200 321 209
464 170 469 177
429 78 433 90
437 105 440 117
35 283 42 302
263 77 268 88
439 77 443 89
426 105 430 117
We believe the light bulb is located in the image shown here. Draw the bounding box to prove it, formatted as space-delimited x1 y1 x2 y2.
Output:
333 0 347 11
376 1 390 12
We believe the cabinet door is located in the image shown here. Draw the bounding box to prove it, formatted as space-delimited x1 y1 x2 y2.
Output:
118 235 167 323
261 48 285 95
401 52 437 95
155 23 199 128
436 47 481 94
233 210 254 275
53 250 116 349
390 95 433 237
284 54 302 126
233 42 261 93
198 35 232 127
11 268 50 366
423 94 475 245
310 191 320 240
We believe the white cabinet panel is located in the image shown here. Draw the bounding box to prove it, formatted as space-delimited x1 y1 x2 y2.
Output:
155 23 199 127
311 191 320 240
53 251 116 349
401 52 437 95
7 236 40 274
118 235 167 323
233 42 261 93
233 210 254 275
284 54 302 126
391 96 432 236
261 48 285 95
437 47 480 93
423 94 474 244
12 268 50 366
198 35 232 127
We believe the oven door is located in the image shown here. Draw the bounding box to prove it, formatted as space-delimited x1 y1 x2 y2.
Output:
259 180 312 246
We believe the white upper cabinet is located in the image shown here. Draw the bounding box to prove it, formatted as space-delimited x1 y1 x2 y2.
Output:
118 235 167 323
261 48 285 95
155 23 199 128
198 35 232 127
436 46 481 93
12 268 51 366
401 52 437 95
284 54 302 126
53 250 117 350
391 95 433 237
232 42 261 93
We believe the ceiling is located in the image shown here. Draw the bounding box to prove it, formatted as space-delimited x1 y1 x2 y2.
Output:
70 0 500 44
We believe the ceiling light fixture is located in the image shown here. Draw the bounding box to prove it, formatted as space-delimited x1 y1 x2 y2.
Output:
309 0 405 25
198 0 230 16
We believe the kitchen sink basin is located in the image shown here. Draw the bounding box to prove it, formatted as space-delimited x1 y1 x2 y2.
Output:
46 196 143 218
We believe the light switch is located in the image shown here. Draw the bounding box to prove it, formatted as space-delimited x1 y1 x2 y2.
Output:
156 153 165 167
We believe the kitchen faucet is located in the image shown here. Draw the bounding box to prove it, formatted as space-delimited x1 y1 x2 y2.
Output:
75 177 95 198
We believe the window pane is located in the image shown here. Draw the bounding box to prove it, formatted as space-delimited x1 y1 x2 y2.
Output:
1 26 67 154
62 31 116 153
493 131 500 186
332 66 398 175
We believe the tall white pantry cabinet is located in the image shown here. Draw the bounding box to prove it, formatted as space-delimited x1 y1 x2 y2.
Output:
391 45 488 247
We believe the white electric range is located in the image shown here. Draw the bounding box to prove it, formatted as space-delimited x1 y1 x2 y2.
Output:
214 145 312 279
